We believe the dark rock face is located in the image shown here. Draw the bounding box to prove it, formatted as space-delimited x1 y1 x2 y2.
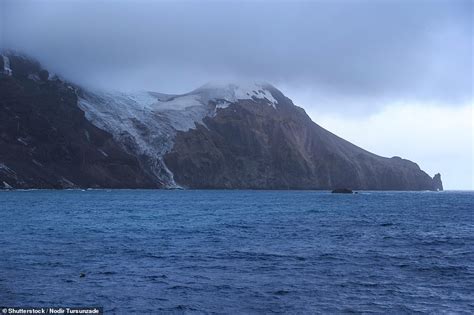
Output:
0 53 159 189
164 86 442 190
8 54 41 78
38 69 49 81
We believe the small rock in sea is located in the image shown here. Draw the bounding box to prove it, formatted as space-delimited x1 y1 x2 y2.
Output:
331 188 353 194
80 272 86 278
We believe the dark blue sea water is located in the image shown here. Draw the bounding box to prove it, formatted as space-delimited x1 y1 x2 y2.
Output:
0 190 473 314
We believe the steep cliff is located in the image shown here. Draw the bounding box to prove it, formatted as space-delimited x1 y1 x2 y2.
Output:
164 85 442 190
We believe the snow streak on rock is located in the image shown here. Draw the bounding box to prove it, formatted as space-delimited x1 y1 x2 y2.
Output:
2 55 13 76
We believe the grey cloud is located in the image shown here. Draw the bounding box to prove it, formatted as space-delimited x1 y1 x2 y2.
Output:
1 0 472 111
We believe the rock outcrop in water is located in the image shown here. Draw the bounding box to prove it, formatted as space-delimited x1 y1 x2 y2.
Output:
0 52 443 190
332 189 354 194
432 173 443 191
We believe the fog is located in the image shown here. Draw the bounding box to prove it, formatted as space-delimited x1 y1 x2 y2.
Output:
1 0 472 188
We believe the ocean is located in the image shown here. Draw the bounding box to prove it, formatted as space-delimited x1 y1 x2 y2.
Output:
1 190 473 313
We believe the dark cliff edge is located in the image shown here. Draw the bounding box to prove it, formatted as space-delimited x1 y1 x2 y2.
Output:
0 53 443 190
164 85 443 190
0 53 159 189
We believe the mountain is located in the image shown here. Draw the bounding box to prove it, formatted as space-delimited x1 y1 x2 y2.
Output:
0 52 443 190
0 52 158 188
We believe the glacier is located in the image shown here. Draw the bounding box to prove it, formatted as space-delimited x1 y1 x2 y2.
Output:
78 82 278 187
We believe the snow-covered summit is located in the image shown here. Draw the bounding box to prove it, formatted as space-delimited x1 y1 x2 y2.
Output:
119 81 279 111
191 81 278 108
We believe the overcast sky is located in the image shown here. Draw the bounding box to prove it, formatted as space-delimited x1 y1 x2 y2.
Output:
1 0 473 189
